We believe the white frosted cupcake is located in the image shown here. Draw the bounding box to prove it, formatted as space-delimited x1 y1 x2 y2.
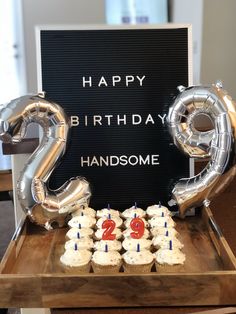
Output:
146 203 171 218
122 248 154 273
92 248 122 273
65 238 94 251
121 204 146 219
66 227 93 240
123 227 150 239
94 240 122 252
148 216 175 228
150 227 179 238
96 205 120 218
94 227 122 240
68 215 96 229
60 249 92 273
154 244 185 272
72 206 96 218
124 217 149 229
122 238 152 251
96 216 123 229
152 235 183 250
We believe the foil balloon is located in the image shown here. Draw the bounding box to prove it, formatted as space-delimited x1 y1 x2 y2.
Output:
167 82 236 217
0 93 91 229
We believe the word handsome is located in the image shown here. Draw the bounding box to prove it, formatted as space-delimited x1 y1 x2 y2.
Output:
82 75 145 87
71 113 166 127
80 154 160 167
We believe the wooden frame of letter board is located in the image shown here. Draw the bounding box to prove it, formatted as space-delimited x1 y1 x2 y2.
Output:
35 24 195 212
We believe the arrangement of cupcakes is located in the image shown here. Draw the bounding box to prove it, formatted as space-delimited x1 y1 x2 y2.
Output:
92 204 123 273
121 203 154 273
147 202 186 272
59 201 185 273
60 205 95 273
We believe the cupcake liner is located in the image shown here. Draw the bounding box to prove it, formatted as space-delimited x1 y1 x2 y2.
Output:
155 262 184 273
123 261 154 273
63 262 91 274
92 261 122 273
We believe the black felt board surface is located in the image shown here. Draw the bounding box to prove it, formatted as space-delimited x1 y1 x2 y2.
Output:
40 27 190 210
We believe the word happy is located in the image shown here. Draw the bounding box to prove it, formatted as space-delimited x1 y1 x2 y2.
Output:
82 75 146 87
71 113 166 127
80 154 160 167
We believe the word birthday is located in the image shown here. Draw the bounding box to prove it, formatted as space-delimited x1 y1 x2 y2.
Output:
82 75 146 87
80 154 160 167
71 113 166 127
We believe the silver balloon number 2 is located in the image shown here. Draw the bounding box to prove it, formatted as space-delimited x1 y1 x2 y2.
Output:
167 82 236 217
0 94 91 229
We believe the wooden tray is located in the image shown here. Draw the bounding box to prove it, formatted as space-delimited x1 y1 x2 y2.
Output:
0 206 236 308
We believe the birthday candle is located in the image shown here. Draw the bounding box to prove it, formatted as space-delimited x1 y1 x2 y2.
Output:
108 213 111 219
77 232 80 239
108 203 110 210
159 201 161 208
78 223 81 229
81 212 84 216
74 243 78 250
165 230 169 237
161 212 164 217
134 213 137 218
169 240 173 250
137 243 140 252
164 222 167 228
134 202 137 209
105 244 108 252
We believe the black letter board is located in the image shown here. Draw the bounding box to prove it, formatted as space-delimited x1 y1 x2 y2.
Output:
37 25 192 211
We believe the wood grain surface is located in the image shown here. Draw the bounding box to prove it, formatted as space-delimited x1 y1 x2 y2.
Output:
0 207 236 309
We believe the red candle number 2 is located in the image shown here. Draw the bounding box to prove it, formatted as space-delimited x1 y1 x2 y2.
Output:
102 219 116 240
130 218 145 239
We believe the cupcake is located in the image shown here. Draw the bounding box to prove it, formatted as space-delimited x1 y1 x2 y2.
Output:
65 238 94 251
154 242 185 272
123 227 150 239
152 234 183 250
122 246 154 273
148 216 175 228
121 203 146 219
92 246 122 273
68 215 96 229
124 217 149 229
72 206 96 218
66 227 93 240
122 238 152 251
96 215 123 229
94 227 122 240
94 239 122 252
150 227 179 238
60 248 92 273
146 203 172 218
96 205 120 218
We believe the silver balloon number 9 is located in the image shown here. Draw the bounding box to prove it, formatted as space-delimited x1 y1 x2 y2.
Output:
167 82 236 217
0 94 91 229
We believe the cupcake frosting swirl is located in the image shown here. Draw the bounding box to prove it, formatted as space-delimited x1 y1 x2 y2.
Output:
154 248 185 265
122 249 154 265
92 250 122 266
60 249 92 267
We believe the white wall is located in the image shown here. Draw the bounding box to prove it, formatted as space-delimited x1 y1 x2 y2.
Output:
201 0 236 99
171 0 203 84
21 0 106 93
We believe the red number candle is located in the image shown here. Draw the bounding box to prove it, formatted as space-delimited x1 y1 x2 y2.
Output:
102 219 116 240
130 217 145 239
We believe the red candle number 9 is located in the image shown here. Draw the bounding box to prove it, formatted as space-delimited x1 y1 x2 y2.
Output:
102 219 116 240
130 218 145 239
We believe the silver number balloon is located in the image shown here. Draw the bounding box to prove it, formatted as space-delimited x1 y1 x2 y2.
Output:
167 82 236 217
0 93 91 229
